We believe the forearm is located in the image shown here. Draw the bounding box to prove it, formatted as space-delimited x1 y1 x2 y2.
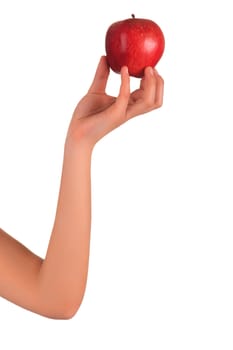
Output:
38 140 93 318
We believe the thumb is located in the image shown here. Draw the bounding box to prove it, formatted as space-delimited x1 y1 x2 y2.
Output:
88 56 110 94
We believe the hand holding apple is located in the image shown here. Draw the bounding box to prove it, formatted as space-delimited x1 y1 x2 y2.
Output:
66 56 164 148
105 14 165 78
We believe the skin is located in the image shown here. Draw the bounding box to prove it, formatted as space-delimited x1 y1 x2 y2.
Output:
0 56 164 319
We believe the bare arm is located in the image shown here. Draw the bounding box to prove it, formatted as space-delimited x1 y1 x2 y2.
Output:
0 57 164 319
0 144 92 319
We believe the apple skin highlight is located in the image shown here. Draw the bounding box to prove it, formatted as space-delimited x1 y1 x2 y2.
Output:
105 16 165 78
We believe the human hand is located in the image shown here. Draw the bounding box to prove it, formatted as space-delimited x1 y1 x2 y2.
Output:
66 56 164 149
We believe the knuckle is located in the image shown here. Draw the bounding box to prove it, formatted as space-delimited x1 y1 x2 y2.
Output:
156 101 163 109
144 97 155 109
155 97 164 108
158 75 164 84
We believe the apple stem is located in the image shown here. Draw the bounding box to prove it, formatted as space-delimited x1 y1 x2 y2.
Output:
131 14 135 18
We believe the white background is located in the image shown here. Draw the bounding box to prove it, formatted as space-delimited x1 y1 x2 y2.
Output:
0 0 233 349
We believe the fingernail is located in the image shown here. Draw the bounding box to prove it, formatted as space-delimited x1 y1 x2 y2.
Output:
147 66 154 75
122 66 128 74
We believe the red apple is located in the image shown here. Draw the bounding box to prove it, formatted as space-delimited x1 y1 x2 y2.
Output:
105 15 165 78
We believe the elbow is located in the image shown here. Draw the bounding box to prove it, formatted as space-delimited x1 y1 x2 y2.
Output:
38 272 88 320
58 284 87 320
52 295 85 320
42 291 86 320
57 304 81 320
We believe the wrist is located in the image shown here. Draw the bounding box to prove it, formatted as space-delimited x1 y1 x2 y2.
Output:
64 135 94 159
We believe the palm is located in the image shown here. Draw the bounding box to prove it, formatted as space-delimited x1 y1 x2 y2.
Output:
76 92 116 120
76 89 143 121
